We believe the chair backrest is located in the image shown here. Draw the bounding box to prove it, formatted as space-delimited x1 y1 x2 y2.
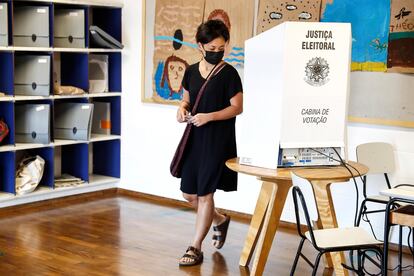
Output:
291 172 319 221
356 142 395 174
291 172 319 245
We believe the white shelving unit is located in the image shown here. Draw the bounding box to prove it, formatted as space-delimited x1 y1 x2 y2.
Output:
0 0 122 207
0 46 122 53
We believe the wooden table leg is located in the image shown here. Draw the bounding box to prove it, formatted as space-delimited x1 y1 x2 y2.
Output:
312 180 349 276
250 180 292 276
239 181 274 266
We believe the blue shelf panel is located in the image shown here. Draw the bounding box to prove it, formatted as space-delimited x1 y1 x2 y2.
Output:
92 139 120 178
0 102 14 145
60 52 89 91
0 52 14 95
49 3 53 47
108 52 121 92
16 147 54 188
0 151 15 193
92 96 120 135
61 143 88 182
90 7 122 45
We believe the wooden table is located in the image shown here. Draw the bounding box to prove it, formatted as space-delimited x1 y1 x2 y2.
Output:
226 158 368 276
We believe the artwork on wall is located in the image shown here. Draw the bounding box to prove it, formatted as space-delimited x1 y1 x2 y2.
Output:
257 0 322 34
321 0 391 72
387 0 414 73
204 0 255 68
143 0 254 105
151 0 204 104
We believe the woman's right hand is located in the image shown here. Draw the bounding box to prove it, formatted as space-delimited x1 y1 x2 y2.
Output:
177 106 189 123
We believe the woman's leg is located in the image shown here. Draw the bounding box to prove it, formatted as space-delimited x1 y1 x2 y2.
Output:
192 193 215 249
182 193 226 224
180 193 227 264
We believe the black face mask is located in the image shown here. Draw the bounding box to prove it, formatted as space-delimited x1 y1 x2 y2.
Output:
204 50 224 65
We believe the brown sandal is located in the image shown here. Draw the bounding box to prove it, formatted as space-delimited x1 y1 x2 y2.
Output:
212 214 231 249
178 246 204 266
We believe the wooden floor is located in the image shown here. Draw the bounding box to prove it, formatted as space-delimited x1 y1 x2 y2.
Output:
0 194 412 275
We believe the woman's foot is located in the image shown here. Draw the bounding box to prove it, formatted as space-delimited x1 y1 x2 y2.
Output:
178 246 204 266
212 214 231 249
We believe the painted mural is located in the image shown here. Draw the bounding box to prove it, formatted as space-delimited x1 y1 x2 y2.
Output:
257 0 322 34
321 0 391 72
152 0 204 103
204 0 255 68
387 0 414 73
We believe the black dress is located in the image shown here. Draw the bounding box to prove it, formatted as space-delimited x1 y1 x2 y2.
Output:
180 62 243 196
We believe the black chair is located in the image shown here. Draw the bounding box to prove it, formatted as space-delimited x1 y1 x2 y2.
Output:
356 142 414 271
382 195 414 276
290 173 383 276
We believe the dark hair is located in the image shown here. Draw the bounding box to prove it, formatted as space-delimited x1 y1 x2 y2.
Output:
196 20 230 44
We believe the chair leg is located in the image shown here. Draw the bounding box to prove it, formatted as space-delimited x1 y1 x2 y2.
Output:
311 252 323 276
412 227 414 268
290 238 305 276
383 217 391 276
398 225 403 273
356 200 368 226
356 249 367 276
348 250 358 271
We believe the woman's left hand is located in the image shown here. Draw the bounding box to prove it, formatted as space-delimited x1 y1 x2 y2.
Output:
189 113 213 127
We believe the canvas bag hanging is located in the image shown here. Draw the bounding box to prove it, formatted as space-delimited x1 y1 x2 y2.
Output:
170 62 227 178
15 155 45 195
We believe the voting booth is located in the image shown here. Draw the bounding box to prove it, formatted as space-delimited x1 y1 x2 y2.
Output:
239 22 352 168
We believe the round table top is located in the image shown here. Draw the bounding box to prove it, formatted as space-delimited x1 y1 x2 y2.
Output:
226 158 368 181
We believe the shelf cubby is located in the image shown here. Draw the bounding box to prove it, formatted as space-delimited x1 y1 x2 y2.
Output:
89 139 121 183
59 52 89 91
91 95 120 136
56 143 89 184
89 6 121 48
88 52 121 94
53 4 89 48
14 52 52 97
13 1 53 48
89 139 120 182
15 146 54 189
15 100 53 145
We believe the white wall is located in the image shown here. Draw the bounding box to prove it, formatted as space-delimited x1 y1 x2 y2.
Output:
121 1 414 242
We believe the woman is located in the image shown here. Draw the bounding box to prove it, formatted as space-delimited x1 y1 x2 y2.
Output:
176 20 243 266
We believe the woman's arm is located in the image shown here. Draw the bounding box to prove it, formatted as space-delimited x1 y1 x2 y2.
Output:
189 92 243 127
177 89 190 123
